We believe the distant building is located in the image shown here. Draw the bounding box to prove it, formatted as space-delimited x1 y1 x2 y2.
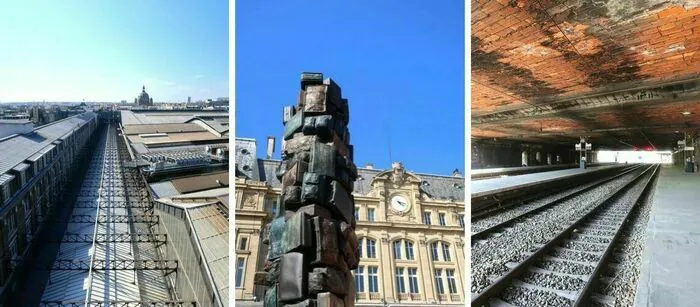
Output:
188 96 191 104
0 119 34 139
135 85 154 106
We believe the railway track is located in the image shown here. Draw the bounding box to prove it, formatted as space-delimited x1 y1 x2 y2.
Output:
472 164 643 240
472 164 659 306
472 165 640 220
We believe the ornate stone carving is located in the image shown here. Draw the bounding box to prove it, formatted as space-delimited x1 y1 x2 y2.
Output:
242 192 258 209
389 162 406 187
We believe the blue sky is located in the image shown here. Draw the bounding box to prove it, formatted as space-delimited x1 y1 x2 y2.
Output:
236 1 465 175
0 1 228 102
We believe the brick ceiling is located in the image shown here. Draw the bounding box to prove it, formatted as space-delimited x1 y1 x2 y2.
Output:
471 0 700 149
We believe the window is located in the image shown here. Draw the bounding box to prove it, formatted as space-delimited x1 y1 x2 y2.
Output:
394 239 414 260
355 266 365 293
367 208 375 222
442 242 451 262
271 200 278 217
408 268 419 294
23 199 30 215
423 212 431 225
430 242 439 261
355 207 360 220
395 268 406 294
358 238 364 258
235 258 245 287
435 269 444 294
404 241 414 260
5 210 17 235
458 214 465 228
366 239 376 258
438 213 446 226
238 237 248 251
393 241 402 259
368 266 379 293
446 269 457 294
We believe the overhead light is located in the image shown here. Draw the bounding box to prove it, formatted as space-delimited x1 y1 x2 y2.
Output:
681 111 692 116
675 131 680 133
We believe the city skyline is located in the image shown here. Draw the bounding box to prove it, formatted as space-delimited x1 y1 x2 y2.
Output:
0 1 228 102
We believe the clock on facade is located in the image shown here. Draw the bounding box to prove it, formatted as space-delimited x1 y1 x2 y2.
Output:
390 195 410 213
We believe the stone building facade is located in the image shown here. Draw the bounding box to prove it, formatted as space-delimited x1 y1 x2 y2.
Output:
234 138 465 306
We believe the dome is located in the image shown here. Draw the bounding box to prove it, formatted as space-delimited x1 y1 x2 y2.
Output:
137 85 151 105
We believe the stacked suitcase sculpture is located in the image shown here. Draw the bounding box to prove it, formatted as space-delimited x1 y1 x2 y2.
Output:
257 72 360 307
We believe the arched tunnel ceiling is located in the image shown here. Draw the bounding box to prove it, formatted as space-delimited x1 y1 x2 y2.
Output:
471 0 700 149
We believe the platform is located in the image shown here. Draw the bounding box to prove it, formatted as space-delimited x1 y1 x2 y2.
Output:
470 164 624 198
634 166 700 307
471 164 576 179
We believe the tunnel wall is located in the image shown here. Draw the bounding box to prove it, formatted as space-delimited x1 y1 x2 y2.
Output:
471 139 576 169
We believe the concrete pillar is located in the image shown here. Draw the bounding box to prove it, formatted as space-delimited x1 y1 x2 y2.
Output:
521 151 528 167
546 153 552 165
535 152 541 164
556 155 561 164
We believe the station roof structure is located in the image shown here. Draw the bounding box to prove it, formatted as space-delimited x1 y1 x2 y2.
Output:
471 1 700 149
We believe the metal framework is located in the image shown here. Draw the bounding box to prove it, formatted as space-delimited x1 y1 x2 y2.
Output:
473 77 700 124
39 301 196 307
26 123 179 304
38 233 167 243
37 260 179 272
39 214 160 224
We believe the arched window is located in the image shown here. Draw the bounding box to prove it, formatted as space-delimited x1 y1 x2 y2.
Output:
441 242 451 262
393 239 415 260
430 241 451 262
358 238 364 258
366 238 377 258
393 241 402 259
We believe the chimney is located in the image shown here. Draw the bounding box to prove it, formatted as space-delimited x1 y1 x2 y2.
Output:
364 163 374 169
452 168 462 177
266 136 275 159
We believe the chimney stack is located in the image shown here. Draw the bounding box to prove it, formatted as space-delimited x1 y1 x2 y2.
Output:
266 136 275 159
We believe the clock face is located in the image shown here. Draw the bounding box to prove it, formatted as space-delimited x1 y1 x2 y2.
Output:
391 195 409 213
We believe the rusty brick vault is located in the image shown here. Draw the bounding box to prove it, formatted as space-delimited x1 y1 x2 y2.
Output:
472 0 700 149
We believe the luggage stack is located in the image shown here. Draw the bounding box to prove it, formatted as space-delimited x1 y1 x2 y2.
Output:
257 72 359 307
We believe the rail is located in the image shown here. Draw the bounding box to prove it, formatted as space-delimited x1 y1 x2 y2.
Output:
472 164 658 306
472 164 643 241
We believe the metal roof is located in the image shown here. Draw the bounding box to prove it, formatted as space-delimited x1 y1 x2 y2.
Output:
170 171 229 194
149 181 180 198
39 125 171 303
0 119 31 124
187 116 229 135
122 123 206 135
120 110 228 126
0 112 95 175
155 192 229 306
0 173 14 186
186 204 229 305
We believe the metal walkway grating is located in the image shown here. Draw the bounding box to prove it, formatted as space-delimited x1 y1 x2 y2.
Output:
15 124 189 305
